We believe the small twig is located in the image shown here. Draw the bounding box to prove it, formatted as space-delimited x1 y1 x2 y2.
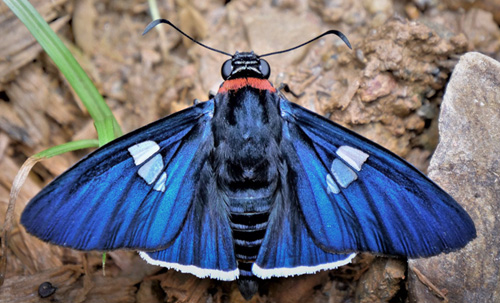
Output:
411 266 449 303
147 0 173 59
0 156 43 286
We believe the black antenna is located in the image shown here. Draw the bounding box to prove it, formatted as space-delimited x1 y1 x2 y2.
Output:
143 19 232 57
260 30 351 57
143 19 352 58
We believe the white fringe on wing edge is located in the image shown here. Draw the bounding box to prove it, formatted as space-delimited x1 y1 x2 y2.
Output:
139 251 239 281
251 253 356 279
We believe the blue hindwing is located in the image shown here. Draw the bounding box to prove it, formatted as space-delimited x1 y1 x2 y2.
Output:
253 183 355 278
140 160 238 280
279 98 476 258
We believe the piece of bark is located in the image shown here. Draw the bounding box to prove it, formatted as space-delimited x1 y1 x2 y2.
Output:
153 271 212 303
2 65 50 147
0 265 82 303
268 271 331 303
0 0 70 85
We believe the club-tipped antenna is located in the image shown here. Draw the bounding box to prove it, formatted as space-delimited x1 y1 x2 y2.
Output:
260 30 352 57
143 19 233 57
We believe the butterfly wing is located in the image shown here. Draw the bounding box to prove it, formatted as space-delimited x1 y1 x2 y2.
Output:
278 98 476 258
140 228 238 280
139 159 238 280
21 101 224 253
252 180 355 278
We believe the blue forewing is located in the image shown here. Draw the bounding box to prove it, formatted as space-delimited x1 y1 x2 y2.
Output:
22 100 218 251
278 98 475 258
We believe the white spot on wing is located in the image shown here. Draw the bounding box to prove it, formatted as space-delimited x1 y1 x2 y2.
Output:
326 174 340 194
128 141 160 166
139 251 239 281
252 253 356 279
138 154 163 184
153 172 167 192
336 145 369 171
331 159 357 188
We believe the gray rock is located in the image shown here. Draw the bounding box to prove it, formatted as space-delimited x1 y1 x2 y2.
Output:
408 52 500 302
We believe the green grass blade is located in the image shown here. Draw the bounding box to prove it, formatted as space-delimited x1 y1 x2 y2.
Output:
3 0 122 146
33 139 100 159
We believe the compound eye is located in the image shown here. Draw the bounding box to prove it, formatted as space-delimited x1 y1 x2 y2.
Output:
259 59 271 79
221 59 233 80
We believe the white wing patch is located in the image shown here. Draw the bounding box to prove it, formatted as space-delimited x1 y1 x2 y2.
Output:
137 154 163 185
153 172 167 192
128 140 167 191
327 145 369 194
336 145 369 171
252 253 356 279
128 140 160 165
326 174 340 194
331 159 357 188
139 252 240 281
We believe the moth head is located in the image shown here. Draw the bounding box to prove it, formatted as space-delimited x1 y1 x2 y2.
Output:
221 52 271 80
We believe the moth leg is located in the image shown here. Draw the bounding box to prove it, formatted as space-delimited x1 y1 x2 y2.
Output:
278 83 304 98
208 90 217 100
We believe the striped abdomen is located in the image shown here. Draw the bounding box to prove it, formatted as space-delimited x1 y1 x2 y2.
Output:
228 196 273 278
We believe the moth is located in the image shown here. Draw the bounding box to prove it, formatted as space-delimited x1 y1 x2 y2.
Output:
21 19 476 300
